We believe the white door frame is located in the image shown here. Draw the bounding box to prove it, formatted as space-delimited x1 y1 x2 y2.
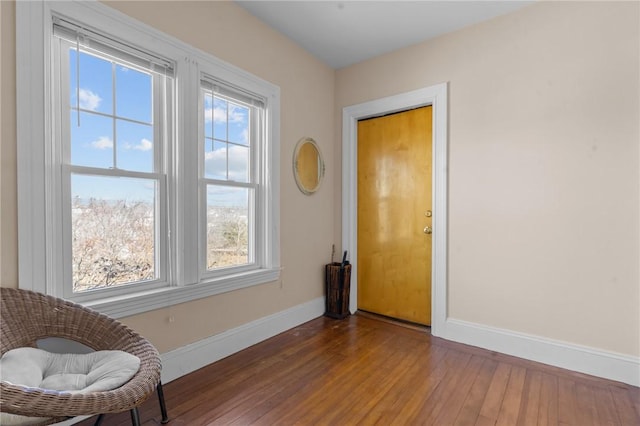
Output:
341 82 448 336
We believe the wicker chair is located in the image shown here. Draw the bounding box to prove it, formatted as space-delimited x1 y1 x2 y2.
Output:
0 287 169 426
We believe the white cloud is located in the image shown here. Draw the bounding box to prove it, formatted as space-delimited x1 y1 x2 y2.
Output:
204 145 249 181
228 105 247 123
79 88 102 111
204 148 226 177
228 145 249 181
204 107 227 124
204 104 247 124
91 136 113 150
122 138 153 151
131 138 153 151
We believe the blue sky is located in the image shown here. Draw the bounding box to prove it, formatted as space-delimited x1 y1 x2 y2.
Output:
69 48 250 209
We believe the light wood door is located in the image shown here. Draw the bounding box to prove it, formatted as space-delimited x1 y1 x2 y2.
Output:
357 106 432 325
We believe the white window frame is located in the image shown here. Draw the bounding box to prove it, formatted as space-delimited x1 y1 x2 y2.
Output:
16 0 280 318
53 33 172 302
198 82 259 277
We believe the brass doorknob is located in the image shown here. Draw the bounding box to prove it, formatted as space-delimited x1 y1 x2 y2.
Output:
423 226 432 234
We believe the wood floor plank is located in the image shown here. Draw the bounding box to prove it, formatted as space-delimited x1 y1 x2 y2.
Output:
610 384 640 426
495 365 527 426
246 322 398 424
202 347 342 424
478 362 512 423
454 358 499 425
593 385 621 426
516 370 542 426
171 319 352 421
221 352 342 425
537 372 559 426
475 414 498 426
287 332 405 425
75 314 639 426
319 334 426 424
357 344 450 424
558 377 577 425
574 382 599 426
392 350 473 424
417 354 485 424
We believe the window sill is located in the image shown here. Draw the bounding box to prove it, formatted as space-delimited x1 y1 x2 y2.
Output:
84 268 281 318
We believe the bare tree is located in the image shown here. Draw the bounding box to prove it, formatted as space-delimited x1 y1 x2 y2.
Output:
206 207 248 269
72 199 250 289
72 198 154 292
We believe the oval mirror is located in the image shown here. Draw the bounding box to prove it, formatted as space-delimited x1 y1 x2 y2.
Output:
293 137 324 195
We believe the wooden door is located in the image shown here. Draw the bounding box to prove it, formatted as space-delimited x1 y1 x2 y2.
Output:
357 106 432 325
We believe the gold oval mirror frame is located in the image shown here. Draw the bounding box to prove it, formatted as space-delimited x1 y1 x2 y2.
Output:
293 137 325 195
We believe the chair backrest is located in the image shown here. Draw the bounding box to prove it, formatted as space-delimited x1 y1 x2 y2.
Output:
1 287 52 354
1 287 143 355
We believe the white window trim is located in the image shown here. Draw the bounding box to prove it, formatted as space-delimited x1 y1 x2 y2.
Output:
198 77 262 280
16 0 280 319
53 37 173 303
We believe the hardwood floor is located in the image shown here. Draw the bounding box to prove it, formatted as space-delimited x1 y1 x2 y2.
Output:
79 314 640 425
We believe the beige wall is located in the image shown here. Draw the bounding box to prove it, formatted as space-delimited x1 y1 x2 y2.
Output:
2 0 638 359
0 1 335 353
335 1 639 357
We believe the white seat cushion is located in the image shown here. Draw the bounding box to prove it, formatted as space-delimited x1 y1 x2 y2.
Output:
0 347 140 394
0 348 140 425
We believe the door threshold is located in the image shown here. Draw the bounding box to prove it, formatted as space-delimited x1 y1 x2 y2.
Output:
356 310 431 333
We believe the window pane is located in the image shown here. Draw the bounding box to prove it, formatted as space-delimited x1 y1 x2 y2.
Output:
206 185 250 270
71 174 157 292
204 93 213 138
203 95 252 182
213 97 227 140
228 103 249 146
116 65 152 123
204 137 214 153
116 119 153 172
70 111 114 168
70 48 113 115
205 141 227 180
228 144 249 183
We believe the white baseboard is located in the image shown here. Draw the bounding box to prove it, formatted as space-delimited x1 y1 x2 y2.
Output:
160 297 325 383
439 318 640 387
159 299 638 387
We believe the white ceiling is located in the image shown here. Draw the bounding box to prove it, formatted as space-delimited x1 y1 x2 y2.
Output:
235 1 533 69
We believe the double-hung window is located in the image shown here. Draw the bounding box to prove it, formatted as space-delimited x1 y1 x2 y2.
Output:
200 79 261 274
52 18 173 300
16 1 280 317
